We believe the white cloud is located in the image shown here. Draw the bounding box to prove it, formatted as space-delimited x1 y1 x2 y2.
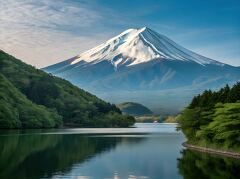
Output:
0 26 109 67
0 0 107 67
0 0 101 29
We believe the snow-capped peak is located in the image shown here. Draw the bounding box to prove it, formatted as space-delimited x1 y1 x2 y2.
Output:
70 27 222 67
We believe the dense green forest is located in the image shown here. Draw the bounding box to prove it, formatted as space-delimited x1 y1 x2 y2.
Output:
179 83 240 151
0 50 135 128
0 74 62 128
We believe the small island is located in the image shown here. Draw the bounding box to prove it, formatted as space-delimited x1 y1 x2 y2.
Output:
117 102 153 116
179 83 240 156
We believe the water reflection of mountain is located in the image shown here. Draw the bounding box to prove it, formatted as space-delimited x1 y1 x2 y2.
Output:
178 149 240 179
0 134 144 179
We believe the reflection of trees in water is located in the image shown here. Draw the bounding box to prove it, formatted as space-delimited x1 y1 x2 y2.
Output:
0 134 145 179
178 149 240 179
0 135 117 179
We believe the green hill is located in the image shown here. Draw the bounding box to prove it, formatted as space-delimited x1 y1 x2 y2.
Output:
0 50 135 128
0 74 62 128
117 102 153 116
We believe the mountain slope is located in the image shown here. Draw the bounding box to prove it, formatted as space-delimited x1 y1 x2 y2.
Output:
0 50 135 128
0 74 62 128
43 27 240 113
45 27 222 71
117 102 153 116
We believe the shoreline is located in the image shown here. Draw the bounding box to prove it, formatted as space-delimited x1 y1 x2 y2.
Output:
183 142 240 159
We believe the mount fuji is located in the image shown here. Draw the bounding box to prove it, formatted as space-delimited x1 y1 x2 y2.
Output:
43 27 240 114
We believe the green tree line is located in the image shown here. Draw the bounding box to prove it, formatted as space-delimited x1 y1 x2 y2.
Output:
179 82 240 151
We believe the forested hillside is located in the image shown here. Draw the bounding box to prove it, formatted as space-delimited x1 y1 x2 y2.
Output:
0 74 62 128
179 83 240 151
0 50 135 128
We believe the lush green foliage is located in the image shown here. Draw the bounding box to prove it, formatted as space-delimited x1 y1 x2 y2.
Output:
179 83 240 151
0 74 62 128
0 50 135 128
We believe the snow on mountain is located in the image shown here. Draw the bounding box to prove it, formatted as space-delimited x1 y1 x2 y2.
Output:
68 27 223 68
43 27 240 114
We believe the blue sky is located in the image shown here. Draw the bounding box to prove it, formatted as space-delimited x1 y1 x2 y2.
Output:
0 0 239 67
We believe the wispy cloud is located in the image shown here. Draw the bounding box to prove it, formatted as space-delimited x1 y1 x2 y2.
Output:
0 0 108 67
0 0 102 30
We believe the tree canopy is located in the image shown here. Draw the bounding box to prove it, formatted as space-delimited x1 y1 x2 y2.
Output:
179 82 240 151
0 50 135 128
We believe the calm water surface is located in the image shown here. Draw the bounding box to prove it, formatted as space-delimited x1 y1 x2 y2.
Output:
0 123 239 179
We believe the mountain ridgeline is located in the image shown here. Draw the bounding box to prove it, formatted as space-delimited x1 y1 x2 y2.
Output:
179 83 240 151
117 102 153 116
43 27 240 113
0 50 135 129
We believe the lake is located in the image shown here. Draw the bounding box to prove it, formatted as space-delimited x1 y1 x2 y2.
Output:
0 123 239 179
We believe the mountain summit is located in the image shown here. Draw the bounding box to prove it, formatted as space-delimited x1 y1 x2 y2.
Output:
74 27 223 67
47 27 222 70
43 27 240 113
